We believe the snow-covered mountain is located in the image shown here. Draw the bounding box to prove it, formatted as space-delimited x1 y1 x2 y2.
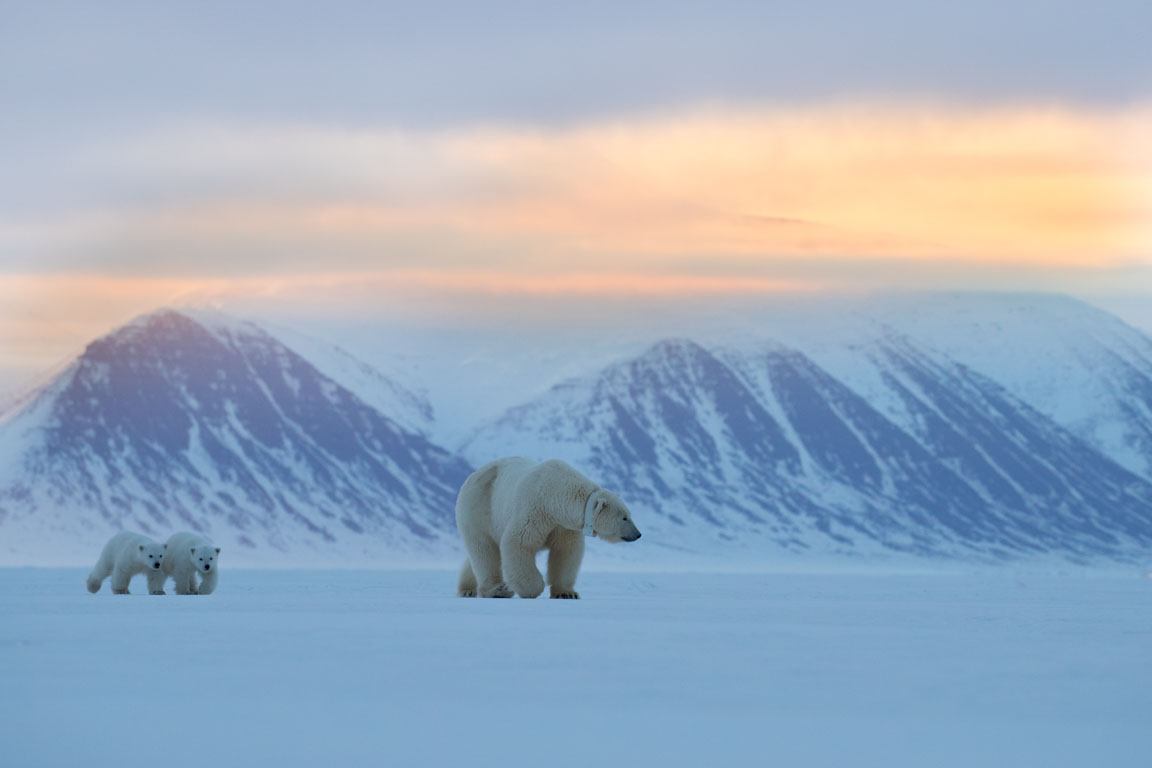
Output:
463 331 1152 561
4 294 1152 565
856 294 1152 480
217 313 436 438
0 310 471 564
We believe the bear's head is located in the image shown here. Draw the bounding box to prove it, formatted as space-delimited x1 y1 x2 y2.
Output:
589 491 642 543
190 545 221 574
138 541 166 571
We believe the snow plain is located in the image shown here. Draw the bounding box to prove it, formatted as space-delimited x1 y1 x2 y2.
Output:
2 568 1149 768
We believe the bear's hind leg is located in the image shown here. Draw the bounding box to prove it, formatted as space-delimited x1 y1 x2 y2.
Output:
86 558 112 594
110 566 133 595
457 559 478 597
500 534 545 599
465 535 512 598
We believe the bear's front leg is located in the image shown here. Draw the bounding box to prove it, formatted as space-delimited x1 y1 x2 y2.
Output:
173 572 196 595
500 535 545 599
547 530 585 599
197 569 218 595
147 569 167 595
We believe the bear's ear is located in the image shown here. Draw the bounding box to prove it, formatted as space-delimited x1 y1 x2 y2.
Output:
163 543 168 549
138 544 145 552
190 547 196 554
215 547 221 554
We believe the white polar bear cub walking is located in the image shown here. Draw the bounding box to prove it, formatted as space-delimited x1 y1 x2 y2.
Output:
87 531 167 594
155 531 221 595
456 457 641 599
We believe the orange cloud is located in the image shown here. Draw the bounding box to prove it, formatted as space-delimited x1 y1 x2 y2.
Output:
2 103 1151 379
7 103 1147 278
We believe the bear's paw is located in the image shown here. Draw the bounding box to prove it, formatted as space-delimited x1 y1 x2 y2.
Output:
480 583 515 598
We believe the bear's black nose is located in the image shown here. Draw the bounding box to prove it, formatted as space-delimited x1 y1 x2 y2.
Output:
204 565 211 571
153 563 160 569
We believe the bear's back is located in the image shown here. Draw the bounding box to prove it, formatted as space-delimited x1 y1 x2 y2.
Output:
106 531 147 559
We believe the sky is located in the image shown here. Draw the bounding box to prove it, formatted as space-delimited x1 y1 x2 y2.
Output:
2 1 1152 388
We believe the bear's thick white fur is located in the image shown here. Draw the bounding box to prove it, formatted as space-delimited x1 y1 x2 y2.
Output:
86 531 167 595
155 531 221 595
456 457 641 599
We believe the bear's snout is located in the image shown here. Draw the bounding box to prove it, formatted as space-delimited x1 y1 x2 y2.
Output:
152 562 161 569
624 531 641 542
203 564 211 571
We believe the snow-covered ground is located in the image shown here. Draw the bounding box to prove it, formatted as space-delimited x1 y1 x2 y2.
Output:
2 568 1149 768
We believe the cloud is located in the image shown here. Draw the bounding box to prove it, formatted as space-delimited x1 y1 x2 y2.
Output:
9 105 1152 269
2 103 1150 290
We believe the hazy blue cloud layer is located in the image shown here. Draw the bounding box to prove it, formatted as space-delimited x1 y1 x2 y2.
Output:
4 0 1149 218
4 1 1151 132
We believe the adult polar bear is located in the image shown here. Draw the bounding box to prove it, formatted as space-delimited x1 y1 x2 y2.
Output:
456 457 641 598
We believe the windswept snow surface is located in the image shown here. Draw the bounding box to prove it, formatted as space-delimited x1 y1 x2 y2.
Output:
2 568 1149 768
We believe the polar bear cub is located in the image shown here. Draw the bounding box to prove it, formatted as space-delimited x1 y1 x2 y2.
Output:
155 531 221 595
456 457 642 599
86 531 167 594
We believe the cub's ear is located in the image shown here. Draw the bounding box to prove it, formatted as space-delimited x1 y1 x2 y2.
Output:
190 547 196 554
215 547 221 554
139 545 145 552
163 543 168 549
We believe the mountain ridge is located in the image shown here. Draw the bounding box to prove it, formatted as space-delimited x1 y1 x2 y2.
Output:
4 294 1152 565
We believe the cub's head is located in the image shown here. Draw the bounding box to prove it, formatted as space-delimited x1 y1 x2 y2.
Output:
590 491 642 543
190 545 221 574
138 541 166 571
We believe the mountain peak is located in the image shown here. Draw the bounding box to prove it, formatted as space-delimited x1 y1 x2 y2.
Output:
90 308 202 348
0 308 471 563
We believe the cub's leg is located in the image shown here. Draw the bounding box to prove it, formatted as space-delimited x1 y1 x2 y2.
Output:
173 570 196 595
198 569 218 595
86 556 113 594
110 566 134 595
546 530 585 599
147 569 167 595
